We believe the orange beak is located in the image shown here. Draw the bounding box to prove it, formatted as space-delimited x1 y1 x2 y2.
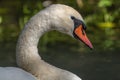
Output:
74 25 93 49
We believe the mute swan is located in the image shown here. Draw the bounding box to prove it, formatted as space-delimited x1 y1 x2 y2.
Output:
0 4 93 80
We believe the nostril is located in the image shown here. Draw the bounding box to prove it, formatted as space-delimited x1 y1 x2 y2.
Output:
82 23 87 30
81 28 85 35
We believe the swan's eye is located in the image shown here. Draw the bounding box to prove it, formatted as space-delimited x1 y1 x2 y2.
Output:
70 16 87 30
71 16 75 20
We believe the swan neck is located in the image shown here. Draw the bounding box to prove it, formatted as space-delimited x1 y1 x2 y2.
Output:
16 15 51 70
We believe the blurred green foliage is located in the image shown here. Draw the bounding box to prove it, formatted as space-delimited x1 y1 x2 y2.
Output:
0 0 120 51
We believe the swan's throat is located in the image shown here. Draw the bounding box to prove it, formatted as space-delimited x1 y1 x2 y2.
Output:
16 15 51 75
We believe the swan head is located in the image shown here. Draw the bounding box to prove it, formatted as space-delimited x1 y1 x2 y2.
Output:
44 4 93 49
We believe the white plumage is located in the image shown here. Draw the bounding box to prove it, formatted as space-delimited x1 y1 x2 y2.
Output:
0 67 36 80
